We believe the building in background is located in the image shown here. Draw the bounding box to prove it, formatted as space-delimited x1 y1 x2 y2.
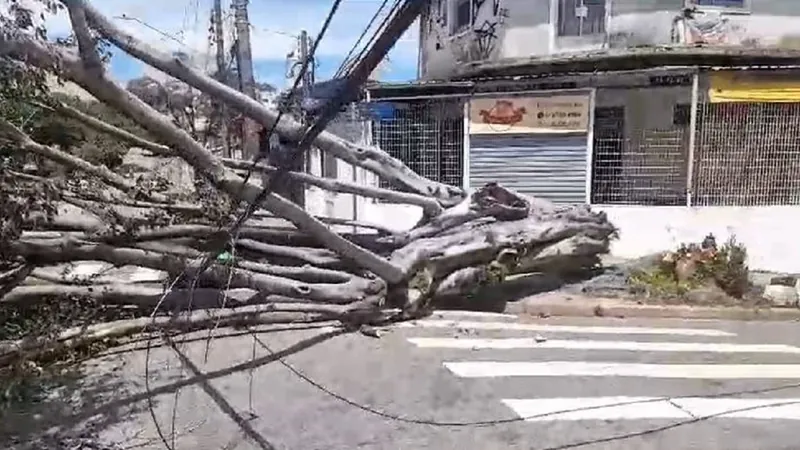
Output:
361 0 800 273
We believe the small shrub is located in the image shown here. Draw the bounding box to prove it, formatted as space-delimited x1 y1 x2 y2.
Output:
628 234 750 302
696 236 750 298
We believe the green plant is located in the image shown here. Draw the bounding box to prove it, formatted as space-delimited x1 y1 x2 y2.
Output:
628 267 695 298
695 235 750 298
628 234 750 301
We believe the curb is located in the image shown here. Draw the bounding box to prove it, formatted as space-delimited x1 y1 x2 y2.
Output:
506 297 800 321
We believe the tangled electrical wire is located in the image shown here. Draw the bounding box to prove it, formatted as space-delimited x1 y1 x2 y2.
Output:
140 0 345 448
333 0 395 78
116 1 772 450
49 3 800 450
250 331 800 449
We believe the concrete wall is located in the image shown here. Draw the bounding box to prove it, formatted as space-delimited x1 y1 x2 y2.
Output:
599 205 800 274
420 0 800 80
304 152 421 233
330 192 800 273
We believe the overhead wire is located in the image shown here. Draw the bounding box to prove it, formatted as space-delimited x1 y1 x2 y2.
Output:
538 395 800 449
252 330 800 428
115 2 797 448
109 3 342 449
160 0 343 301
115 14 187 46
116 2 800 448
338 0 403 78
222 0 344 235
251 329 800 449
163 1 345 356
333 0 391 78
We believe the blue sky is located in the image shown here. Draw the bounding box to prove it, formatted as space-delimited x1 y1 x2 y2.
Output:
42 0 419 87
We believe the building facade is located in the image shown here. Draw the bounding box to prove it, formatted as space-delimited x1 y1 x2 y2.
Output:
419 0 800 79
355 0 800 273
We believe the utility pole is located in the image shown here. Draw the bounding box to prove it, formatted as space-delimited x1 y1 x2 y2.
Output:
280 30 311 206
211 0 229 157
298 30 313 94
232 0 259 160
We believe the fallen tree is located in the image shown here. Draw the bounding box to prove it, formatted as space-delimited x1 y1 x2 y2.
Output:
0 0 616 366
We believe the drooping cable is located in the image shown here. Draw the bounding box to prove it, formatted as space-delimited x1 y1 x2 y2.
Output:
190 0 344 285
338 0 403 78
333 0 391 78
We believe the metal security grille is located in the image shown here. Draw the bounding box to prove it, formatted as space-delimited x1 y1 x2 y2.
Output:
319 105 369 179
591 106 689 205
470 134 587 204
693 102 800 206
370 98 464 190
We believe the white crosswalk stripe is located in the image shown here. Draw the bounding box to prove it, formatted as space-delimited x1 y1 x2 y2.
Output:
408 337 800 353
443 361 800 379
397 319 736 336
501 397 800 421
398 312 800 422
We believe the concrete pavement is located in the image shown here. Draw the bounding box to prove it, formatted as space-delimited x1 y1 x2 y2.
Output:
13 312 800 450
506 292 800 321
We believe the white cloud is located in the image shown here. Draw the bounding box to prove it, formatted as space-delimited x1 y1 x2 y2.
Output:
34 0 419 80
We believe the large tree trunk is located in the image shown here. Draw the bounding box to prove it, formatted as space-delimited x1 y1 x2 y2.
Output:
0 0 617 365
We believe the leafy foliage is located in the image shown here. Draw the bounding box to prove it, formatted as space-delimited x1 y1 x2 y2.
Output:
695 236 750 298
629 234 751 301
38 93 154 168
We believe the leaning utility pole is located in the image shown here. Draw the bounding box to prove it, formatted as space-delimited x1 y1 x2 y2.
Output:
298 30 313 95
211 0 229 157
290 30 312 206
232 0 259 159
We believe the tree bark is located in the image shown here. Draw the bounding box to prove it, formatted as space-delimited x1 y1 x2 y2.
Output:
0 117 168 203
224 158 443 215
0 303 356 367
54 4 406 284
40 100 172 156
9 239 385 305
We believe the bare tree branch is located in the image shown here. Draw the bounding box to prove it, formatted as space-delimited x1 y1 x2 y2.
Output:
223 158 443 215
39 100 172 155
75 0 463 204
3 11 405 284
0 117 168 203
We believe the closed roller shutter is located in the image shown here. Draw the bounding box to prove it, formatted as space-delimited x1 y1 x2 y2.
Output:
469 134 588 204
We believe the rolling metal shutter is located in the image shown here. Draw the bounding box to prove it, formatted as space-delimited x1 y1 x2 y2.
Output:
469 134 588 204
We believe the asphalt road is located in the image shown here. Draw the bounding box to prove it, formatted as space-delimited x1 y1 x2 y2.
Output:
13 312 800 450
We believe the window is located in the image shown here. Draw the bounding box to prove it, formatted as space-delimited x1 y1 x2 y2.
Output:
371 99 464 192
591 105 689 206
557 0 606 37
452 0 471 35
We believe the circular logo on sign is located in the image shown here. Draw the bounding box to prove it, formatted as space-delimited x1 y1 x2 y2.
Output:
478 100 527 132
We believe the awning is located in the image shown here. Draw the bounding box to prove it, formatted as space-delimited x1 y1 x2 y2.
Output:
708 72 800 103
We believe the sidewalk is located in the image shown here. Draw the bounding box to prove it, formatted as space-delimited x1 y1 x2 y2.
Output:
506 293 800 321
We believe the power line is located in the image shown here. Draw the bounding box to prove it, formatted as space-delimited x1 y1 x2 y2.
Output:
538 396 800 449
251 329 800 441
338 0 403 79
184 0 344 288
232 0 341 197
334 0 390 78
115 14 187 46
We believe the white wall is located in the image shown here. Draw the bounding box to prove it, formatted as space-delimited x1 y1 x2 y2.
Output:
304 148 425 232
306 140 799 273
599 205 800 274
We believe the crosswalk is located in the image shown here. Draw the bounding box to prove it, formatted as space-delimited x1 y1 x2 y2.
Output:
397 311 800 423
